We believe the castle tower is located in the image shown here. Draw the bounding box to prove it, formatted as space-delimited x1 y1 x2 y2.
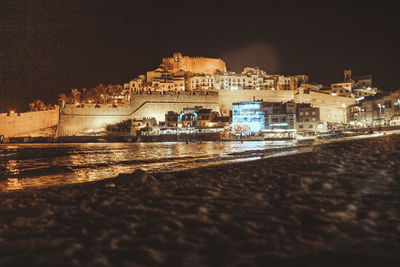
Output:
173 52 183 70
344 69 352 82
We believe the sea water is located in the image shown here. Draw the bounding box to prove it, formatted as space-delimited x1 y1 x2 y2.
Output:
0 141 300 191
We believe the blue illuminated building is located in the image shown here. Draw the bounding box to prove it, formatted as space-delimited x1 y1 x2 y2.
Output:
232 101 265 134
232 101 297 136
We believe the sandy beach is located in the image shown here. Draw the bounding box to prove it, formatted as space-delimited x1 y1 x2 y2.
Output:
1 134 400 266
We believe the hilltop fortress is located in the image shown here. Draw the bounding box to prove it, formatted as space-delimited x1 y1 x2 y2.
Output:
57 53 357 136
161 52 226 74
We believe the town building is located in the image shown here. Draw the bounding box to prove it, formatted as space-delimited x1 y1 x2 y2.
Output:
165 111 179 128
391 91 400 125
331 70 378 98
296 103 327 135
232 100 328 137
347 94 393 127
231 101 297 138
232 101 266 134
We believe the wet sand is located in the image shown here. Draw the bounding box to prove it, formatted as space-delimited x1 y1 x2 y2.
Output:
1 134 400 266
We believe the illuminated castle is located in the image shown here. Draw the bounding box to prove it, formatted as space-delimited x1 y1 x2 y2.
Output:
160 53 226 74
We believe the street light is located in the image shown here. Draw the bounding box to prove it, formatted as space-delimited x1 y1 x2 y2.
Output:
377 103 383 125
341 104 346 124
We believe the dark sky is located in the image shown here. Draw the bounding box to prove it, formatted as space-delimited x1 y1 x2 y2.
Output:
1 0 400 110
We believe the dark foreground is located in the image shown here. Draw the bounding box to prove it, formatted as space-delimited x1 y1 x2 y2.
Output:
1 135 400 266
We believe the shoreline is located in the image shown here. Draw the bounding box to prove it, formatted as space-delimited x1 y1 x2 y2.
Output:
2 125 400 144
1 133 400 265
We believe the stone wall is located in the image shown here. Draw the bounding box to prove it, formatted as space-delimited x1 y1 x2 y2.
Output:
58 92 220 136
162 56 226 74
294 91 355 123
0 109 59 138
218 90 295 115
57 90 356 136
217 89 355 123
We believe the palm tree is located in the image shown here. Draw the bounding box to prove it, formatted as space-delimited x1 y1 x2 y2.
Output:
34 99 45 111
82 88 87 103
71 89 80 104
58 93 68 103
28 102 35 112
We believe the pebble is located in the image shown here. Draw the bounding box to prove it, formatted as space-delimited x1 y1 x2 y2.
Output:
1 133 400 265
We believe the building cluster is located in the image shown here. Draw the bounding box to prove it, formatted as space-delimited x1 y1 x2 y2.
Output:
124 53 310 93
232 101 325 139
117 53 399 137
347 90 400 127
58 52 400 138
123 54 381 99
122 100 326 139
327 70 378 98
128 107 230 137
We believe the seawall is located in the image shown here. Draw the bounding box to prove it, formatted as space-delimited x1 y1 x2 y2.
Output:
57 90 355 136
217 90 355 122
58 91 220 136
0 109 59 138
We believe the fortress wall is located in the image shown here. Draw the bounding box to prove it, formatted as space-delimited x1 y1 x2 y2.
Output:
57 114 131 136
295 92 355 123
61 104 134 116
0 109 59 138
133 102 220 122
58 104 137 136
57 90 357 136
162 57 226 74
131 91 219 106
218 90 296 115
218 90 355 123
58 92 220 136
182 57 227 74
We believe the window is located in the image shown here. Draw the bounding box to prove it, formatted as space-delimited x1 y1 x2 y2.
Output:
299 125 303 129
312 111 316 115
300 112 303 115
309 124 313 128
305 112 309 115
312 118 316 122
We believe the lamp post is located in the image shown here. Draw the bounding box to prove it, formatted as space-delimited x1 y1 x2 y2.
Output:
341 104 346 125
378 103 381 119
378 103 385 126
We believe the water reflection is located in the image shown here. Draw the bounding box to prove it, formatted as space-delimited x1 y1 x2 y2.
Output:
0 138 340 192
7 178 23 190
5 160 21 175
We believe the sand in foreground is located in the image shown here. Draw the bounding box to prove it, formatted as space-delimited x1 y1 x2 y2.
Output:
1 134 400 266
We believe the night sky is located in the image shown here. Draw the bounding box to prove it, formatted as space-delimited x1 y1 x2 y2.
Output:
1 0 400 111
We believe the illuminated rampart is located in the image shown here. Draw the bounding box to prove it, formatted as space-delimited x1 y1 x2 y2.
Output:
57 89 355 136
0 109 59 138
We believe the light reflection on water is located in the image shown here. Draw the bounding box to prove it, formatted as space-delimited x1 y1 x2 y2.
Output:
0 141 299 191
